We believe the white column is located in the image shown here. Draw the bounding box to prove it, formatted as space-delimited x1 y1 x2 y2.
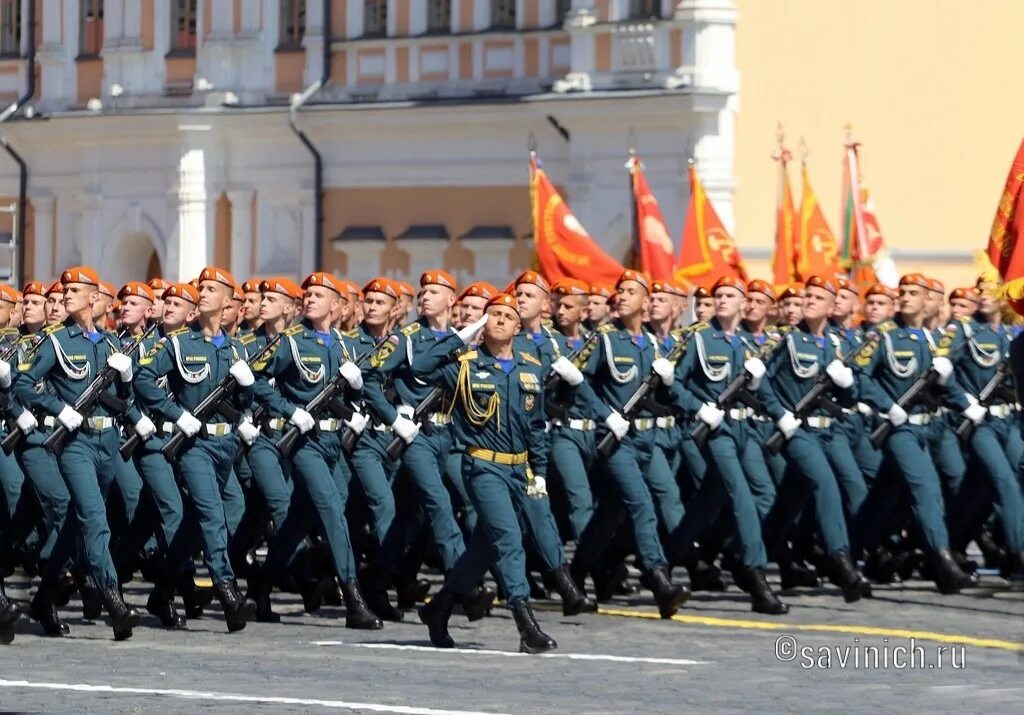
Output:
474 0 489 31
80 195 104 268
674 0 737 92
208 0 234 38
227 189 254 278
105 0 125 43
123 0 142 43
304 0 326 85
553 5 597 92
36 0 73 108
299 195 316 277
347 0 364 38
410 0 428 34
538 0 557 27
30 195 56 283
174 148 213 281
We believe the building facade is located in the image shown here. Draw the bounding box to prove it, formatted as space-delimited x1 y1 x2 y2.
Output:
0 0 739 288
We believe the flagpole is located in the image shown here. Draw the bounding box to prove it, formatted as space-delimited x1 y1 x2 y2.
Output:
844 125 871 270
771 122 792 287
628 143 641 272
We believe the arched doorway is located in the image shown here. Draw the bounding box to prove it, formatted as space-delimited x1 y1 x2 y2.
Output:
146 249 162 280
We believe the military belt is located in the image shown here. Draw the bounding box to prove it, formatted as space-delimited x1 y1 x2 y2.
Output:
85 416 115 431
727 407 752 421
907 413 935 426
631 418 655 431
565 418 596 431
805 416 833 430
655 416 676 429
466 446 529 465
427 412 452 426
987 404 1015 419
204 423 233 437
266 417 342 432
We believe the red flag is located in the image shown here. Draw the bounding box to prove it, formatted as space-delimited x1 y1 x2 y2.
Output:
795 161 840 282
675 163 747 288
840 135 898 286
530 156 625 286
984 137 1024 303
629 155 675 281
772 145 797 291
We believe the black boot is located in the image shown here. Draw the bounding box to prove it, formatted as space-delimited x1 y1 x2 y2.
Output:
29 578 69 636
976 527 1008 570
510 600 556 654
359 569 403 622
146 581 187 629
1001 550 1024 582
827 551 872 603
932 549 976 595
546 565 598 616
643 566 690 619
592 563 631 601
526 570 548 600
418 587 457 648
397 578 431 610
300 576 333 613
0 582 21 645
214 578 255 633
743 568 789 615
340 579 383 630
461 583 496 622
779 560 820 590
863 546 900 584
686 560 726 592
76 571 103 620
178 572 214 619
248 569 280 624
98 585 141 641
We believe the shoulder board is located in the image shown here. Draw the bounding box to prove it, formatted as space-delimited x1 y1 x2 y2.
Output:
400 321 421 337
42 323 64 336
519 351 542 366
343 329 359 338
542 318 554 329
283 324 304 337
458 350 478 362
684 321 708 334
239 332 257 345
597 324 615 334
168 326 190 338
877 320 897 333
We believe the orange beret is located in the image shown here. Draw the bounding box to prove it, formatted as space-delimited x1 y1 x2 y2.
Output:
864 283 896 301
926 277 945 294
261 277 300 300
746 279 775 300
589 284 613 299
486 293 520 314
899 273 929 289
198 267 237 289
949 287 980 304
241 279 262 294
60 266 100 286
777 283 804 301
836 278 859 296
804 275 837 296
148 278 170 291
301 272 343 295
459 281 499 301
514 270 551 294
337 280 360 299
164 283 199 305
692 285 711 300
420 270 457 293
22 281 46 297
98 281 116 299
552 278 589 297
0 285 17 304
712 276 747 296
117 281 155 303
616 269 650 292
110 299 121 312
231 284 244 302
650 279 680 296
45 280 64 296
397 281 416 297
364 277 399 300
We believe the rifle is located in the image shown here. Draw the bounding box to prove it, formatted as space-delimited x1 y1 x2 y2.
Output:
764 331 881 455
868 336 969 449
690 334 788 448
278 336 393 459
596 333 690 458
161 334 281 461
955 359 1010 442
43 323 158 456
0 336 55 456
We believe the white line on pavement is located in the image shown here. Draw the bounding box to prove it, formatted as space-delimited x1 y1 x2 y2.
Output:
312 641 708 666
0 678 508 715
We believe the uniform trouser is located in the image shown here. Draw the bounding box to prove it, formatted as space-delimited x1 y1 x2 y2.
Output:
742 421 780 520
645 441 685 535
950 417 1024 553
15 435 70 562
110 452 146 572
821 425 869 519
846 413 883 483
0 447 29 557
46 429 119 589
929 416 967 504
854 424 949 555
548 427 596 542
221 466 246 539
677 434 708 500
765 428 851 557
576 430 668 572
169 433 239 583
129 437 188 578
446 456 536 605
244 435 294 534
445 448 476 534
385 426 464 572
674 422 768 569
349 430 397 547
265 431 357 583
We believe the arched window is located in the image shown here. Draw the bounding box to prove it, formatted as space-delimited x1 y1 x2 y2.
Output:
364 0 388 37
80 0 104 56
491 0 516 30
280 0 306 48
171 0 198 53
427 0 451 33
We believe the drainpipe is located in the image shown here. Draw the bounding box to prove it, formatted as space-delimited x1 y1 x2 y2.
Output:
289 0 331 271
0 0 36 286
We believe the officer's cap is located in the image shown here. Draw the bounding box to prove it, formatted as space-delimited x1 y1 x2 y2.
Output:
198 267 237 290
60 266 101 287
459 281 499 302
117 281 155 303
746 279 775 301
617 269 650 293
163 283 199 305
363 277 400 301
420 270 457 293
804 275 837 296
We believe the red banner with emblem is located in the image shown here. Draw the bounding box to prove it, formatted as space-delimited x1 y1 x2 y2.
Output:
772 147 797 291
795 161 840 283
629 155 676 281
675 163 747 288
530 156 625 286
984 137 1024 301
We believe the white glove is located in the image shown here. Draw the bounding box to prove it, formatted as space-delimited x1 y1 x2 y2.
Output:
884 403 908 427
57 405 84 432
551 356 584 386
237 419 261 446
744 358 767 390
229 360 255 387
339 361 363 390
825 359 855 389
106 352 133 383
696 402 725 430
526 474 548 499
15 410 37 434
345 411 369 436
175 410 202 437
856 401 873 417
776 411 801 440
133 415 157 440
963 402 986 425
931 356 953 386
604 411 630 441
652 357 675 386
289 407 315 434
456 314 489 344
0 359 11 388
391 414 420 444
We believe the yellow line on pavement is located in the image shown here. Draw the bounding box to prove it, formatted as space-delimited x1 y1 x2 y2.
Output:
591 607 1024 652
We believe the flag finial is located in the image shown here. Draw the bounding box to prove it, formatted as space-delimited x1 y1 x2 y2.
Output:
527 131 537 155
627 127 636 157
776 121 784 146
